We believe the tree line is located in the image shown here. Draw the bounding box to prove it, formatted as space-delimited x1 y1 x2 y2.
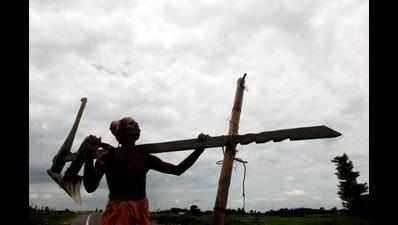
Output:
155 153 369 218
156 205 342 217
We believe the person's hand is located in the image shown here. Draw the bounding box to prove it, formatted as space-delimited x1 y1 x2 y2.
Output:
196 133 209 152
84 135 102 158
198 133 209 141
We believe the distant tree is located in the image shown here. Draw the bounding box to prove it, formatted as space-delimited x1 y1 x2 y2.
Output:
330 207 338 215
225 208 235 215
332 153 368 215
237 207 246 215
189 205 201 215
204 210 212 215
171 207 180 214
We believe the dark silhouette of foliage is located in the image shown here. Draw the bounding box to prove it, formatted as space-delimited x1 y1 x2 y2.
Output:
263 207 339 217
190 204 202 216
332 153 369 216
29 204 77 225
151 206 357 225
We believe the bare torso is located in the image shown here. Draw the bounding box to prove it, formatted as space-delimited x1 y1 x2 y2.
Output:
104 149 150 200
83 142 204 201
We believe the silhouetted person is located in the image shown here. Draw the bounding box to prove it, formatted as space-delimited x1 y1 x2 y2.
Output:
83 117 205 225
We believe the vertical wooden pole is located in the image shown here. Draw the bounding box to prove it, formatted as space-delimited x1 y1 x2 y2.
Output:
213 74 246 225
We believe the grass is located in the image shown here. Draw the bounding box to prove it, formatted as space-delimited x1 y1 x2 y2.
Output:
33 212 370 225
30 212 80 225
47 213 79 225
151 213 370 225
238 215 369 225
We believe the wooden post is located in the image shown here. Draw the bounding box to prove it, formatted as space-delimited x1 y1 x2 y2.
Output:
213 74 246 225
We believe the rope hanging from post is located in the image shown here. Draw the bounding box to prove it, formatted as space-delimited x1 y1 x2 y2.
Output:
216 148 248 211
234 157 248 210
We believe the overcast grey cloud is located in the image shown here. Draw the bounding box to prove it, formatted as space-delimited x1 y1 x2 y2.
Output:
29 0 368 212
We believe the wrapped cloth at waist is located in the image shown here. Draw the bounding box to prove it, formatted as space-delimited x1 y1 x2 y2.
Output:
101 198 150 225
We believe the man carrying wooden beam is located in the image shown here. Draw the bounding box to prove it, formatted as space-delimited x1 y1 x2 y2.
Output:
82 117 207 225
47 75 341 225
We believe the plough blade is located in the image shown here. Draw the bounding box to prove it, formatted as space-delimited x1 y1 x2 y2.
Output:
47 170 82 205
47 97 87 204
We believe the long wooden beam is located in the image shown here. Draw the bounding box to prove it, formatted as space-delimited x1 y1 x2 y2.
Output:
64 125 341 161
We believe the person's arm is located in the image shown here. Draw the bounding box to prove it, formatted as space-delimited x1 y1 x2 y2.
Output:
82 135 106 193
149 148 204 176
149 133 207 176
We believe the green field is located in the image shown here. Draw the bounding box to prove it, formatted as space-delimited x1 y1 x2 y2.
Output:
30 211 80 225
151 214 370 225
228 215 369 225
31 212 370 225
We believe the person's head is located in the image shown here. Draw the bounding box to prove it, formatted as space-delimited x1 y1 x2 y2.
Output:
110 117 141 146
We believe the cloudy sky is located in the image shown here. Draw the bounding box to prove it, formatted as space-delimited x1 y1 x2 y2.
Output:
29 0 368 212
